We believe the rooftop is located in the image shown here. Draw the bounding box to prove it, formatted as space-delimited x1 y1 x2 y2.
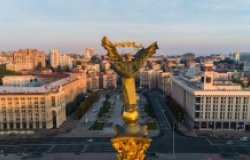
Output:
0 76 79 95
173 76 248 92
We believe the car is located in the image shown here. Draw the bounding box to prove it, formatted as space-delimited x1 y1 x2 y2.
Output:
92 109 97 113
87 139 93 142
226 140 234 145
240 136 248 142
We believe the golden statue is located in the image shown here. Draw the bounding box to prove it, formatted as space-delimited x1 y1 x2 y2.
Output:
102 36 158 160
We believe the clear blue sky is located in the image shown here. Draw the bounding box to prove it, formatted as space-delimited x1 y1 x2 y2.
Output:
0 0 250 55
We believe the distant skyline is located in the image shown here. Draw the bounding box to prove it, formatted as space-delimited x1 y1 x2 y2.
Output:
0 0 250 55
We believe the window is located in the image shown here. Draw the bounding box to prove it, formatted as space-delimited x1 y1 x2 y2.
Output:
195 104 200 111
206 77 211 83
195 112 200 118
195 97 201 103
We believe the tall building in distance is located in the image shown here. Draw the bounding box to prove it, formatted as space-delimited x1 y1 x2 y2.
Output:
49 49 73 69
50 49 60 69
6 49 46 72
85 48 94 59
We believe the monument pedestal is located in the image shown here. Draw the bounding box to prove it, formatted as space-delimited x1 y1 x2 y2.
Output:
112 136 151 160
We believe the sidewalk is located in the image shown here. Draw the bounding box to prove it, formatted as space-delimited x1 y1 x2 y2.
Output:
1 153 247 160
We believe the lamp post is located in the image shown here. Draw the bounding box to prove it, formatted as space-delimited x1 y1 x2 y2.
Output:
173 117 175 158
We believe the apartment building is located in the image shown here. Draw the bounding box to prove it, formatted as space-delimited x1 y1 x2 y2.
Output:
0 75 87 131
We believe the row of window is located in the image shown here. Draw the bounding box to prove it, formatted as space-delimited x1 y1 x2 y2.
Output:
196 97 249 104
195 112 248 120
0 122 46 129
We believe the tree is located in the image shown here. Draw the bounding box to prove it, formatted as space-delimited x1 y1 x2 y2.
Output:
62 65 70 72
56 65 62 72
0 64 20 85
35 62 43 70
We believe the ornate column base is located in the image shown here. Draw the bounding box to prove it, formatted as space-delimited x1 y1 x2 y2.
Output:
111 136 151 160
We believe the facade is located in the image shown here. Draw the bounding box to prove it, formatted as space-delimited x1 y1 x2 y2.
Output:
102 70 117 89
172 62 250 130
85 48 94 59
50 49 73 69
229 51 240 61
87 75 99 91
139 69 153 88
0 75 87 130
50 49 60 68
157 72 172 94
139 69 164 89
6 49 46 72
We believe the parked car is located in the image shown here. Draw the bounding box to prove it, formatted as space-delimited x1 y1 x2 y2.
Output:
240 136 248 142
226 140 234 145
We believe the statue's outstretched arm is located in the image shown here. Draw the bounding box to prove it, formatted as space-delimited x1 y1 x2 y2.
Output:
102 36 123 61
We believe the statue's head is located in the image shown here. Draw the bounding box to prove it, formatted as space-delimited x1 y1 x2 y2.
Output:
123 53 133 61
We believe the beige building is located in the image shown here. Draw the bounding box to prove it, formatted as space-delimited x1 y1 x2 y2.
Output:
101 70 117 89
139 69 163 89
85 48 94 60
87 75 99 91
6 49 46 72
157 72 172 95
50 49 73 69
0 75 87 130
172 62 250 130
84 64 100 73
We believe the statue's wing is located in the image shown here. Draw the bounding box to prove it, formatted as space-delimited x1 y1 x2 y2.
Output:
102 36 123 61
134 42 158 59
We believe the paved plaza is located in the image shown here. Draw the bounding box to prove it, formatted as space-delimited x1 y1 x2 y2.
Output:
58 90 159 137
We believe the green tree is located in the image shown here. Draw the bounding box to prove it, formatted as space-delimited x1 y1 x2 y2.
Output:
35 62 43 70
0 64 20 85
56 65 62 72
62 65 70 72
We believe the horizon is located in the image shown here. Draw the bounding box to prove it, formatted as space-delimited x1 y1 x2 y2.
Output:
0 0 250 55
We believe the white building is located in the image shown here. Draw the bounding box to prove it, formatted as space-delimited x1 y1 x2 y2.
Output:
172 62 250 130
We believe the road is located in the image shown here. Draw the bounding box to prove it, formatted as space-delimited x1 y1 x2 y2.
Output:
1 89 250 156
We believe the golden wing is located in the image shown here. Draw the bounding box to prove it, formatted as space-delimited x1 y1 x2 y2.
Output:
102 36 123 61
134 42 158 59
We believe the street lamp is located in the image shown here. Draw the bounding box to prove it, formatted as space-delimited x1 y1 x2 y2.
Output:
173 117 175 158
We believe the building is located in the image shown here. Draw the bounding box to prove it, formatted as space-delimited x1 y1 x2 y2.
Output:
101 70 117 89
157 72 172 95
172 62 250 130
87 75 99 91
50 49 73 69
244 63 250 72
102 60 111 71
85 48 95 59
84 64 100 73
139 69 153 89
229 51 240 62
0 75 87 131
50 49 60 68
6 49 46 72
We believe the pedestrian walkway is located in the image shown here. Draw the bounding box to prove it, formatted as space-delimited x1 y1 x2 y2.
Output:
56 91 159 137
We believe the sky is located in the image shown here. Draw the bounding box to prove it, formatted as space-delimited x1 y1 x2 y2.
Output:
0 0 250 55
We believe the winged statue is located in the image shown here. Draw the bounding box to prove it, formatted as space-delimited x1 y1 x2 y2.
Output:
102 36 158 78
